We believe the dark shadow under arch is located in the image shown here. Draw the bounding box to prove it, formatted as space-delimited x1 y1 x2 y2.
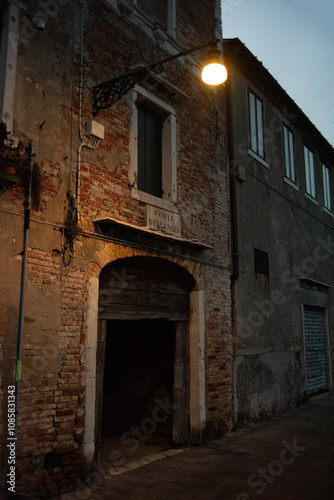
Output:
100 256 196 288
99 256 196 322
95 256 194 463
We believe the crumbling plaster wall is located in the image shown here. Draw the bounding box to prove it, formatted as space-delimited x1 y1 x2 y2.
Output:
227 61 334 424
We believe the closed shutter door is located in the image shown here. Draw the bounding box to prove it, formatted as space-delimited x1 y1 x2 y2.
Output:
303 306 328 394
137 103 162 198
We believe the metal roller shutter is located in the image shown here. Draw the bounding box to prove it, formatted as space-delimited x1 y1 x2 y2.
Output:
303 306 328 394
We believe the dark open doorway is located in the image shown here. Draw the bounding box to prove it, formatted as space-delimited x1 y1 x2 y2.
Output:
103 318 174 439
98 318 177 463
96 257 193 464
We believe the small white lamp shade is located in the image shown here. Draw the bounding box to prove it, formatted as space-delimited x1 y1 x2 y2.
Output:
201 49 227 85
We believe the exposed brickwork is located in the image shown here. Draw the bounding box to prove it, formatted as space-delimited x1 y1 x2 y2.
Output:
205 267 233 435
6 255 86 496
79 162 146 231
0 0 233 497
8 160 63 213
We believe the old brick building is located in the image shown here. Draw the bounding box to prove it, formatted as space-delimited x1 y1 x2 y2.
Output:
224 38 334 424
2 2 333 497
0 0 232 496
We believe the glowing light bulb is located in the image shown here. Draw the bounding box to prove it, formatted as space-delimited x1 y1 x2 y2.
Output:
202 62 228 85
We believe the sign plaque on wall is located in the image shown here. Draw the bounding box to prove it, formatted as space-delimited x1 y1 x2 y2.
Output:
147 205 181 236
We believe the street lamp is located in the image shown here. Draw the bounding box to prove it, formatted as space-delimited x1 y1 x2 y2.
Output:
92 38 227 116
201 48 228 85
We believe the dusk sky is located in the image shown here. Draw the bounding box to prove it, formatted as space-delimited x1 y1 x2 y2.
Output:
222 0 334 146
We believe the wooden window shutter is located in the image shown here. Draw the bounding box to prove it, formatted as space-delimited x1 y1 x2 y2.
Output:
137 103 163 198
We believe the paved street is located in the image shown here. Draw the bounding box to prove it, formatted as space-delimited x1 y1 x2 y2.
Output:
53 393 334 500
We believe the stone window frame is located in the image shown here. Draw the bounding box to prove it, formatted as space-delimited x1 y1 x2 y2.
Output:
133 0 176 38
0 2 20 138
129 85 178 213
105 0 177 40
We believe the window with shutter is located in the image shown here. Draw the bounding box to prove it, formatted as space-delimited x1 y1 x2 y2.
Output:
137 103 163 198
129 86 177 211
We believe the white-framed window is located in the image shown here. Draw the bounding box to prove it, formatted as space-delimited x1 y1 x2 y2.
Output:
322 163 332 211
283 124 296 183
249 90 264 158
304 145 316 199
129 86 177 211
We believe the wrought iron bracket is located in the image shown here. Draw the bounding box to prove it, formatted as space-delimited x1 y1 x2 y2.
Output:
92 66 148 116
92 38 219 116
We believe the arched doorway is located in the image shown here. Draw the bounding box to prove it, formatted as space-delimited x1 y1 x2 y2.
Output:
95 257 195 462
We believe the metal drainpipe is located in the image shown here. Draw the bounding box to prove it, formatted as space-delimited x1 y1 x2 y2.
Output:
226 65 240 375
14 140 34 441
76 1 85 225
226 73 239 286
76 1 98 225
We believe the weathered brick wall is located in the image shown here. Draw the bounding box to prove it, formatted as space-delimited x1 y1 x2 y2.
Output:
0 0 232 496
205 266 233 435
12 258 89 495
79 161 146 231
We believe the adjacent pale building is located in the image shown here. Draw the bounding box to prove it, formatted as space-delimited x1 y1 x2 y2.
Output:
225 38 334 424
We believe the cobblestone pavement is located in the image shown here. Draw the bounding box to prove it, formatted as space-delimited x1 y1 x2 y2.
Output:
52 393 334 500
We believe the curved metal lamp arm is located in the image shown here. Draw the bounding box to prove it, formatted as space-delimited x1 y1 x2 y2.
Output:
92 38 219 116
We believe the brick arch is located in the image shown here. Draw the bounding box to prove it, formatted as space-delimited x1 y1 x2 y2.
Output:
99 256 196 321
83 254 206 464
92 245 203 290
100 255 196 288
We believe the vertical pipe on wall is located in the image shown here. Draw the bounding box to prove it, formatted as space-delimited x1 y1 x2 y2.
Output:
76 1 85 226
76 1 98 226
226 63 240 425
14 140 34 441
227 74 239 286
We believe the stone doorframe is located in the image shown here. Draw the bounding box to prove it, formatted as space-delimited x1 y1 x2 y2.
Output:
83 275 206 464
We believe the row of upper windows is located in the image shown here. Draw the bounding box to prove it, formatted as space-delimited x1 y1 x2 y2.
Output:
135 87 333 215
248 89 332 213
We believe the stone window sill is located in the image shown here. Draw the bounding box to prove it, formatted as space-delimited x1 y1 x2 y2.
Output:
248 149 269 169
284 177 299 191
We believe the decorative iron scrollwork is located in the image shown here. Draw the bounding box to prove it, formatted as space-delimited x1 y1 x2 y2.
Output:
92 67 148 116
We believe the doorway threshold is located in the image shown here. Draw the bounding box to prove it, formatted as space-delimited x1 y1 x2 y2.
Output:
99 436 184 476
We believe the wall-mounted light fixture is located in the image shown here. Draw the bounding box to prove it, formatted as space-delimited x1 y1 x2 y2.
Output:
92 38 227 116
201 44 228 85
